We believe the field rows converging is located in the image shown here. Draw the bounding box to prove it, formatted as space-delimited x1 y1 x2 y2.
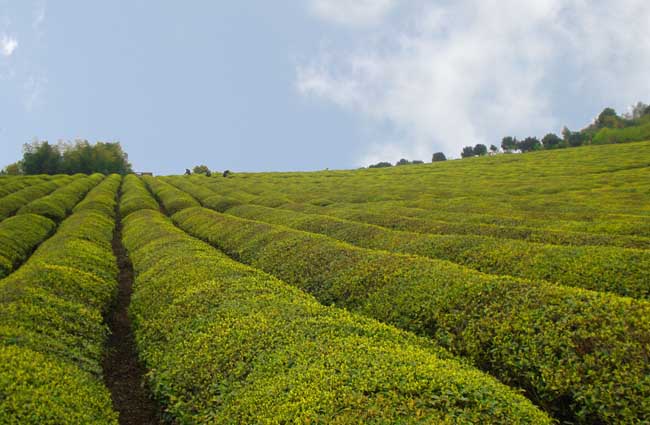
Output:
0 142 649 424
125 170 552 423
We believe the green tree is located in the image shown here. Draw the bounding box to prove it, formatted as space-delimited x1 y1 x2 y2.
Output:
489 144 498 153
501 136 517 152
542 133 562 149
473 144 488 156
21 141 61 175
193 165 211 175
460 146 475 158
432 152 447 162
517 137 542 152
1 163 22 175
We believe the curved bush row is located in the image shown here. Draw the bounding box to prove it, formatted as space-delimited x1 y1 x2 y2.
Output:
17 173 104 221
305 203 650 250
0 214 56 279
74 174 122 217
225 204 650 299
172 206 650 424
142 175 199 214
0 176 121 423
162 176 243 212
122 207 550 424
119 175 159 218
0 176 73 221
0 177 45 198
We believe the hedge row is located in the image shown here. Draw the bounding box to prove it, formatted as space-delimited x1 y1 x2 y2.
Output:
225 204 650 299
18 173 104 221
0 176 121 423
305 203 650 250
142 175 199 214
172 206 650 424
0 176 73 221
0 214 56 279
122 207 550 424
162 176 243 212
0 177 45 198
119 175 159 218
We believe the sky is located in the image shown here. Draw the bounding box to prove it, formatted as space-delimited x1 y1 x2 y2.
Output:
1 1 649 174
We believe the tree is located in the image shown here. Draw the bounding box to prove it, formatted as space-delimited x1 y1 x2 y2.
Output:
595 108 624 129
517 137 542 153
411 160 424 165
21 141 62 175
489 144 498 153
193 165 211 175
473 144 488 156
460 146 475 158
396 158 411 166
432 152 447 162
1 163 22 175
562 127 588 147
501 136 517 152
542 133 562 149
368 162 392 168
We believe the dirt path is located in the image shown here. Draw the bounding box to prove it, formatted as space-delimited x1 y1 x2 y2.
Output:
103 198 162 425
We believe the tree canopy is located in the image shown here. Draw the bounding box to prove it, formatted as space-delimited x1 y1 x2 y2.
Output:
8 140 132 175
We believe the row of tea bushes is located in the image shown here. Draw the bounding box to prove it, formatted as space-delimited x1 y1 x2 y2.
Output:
18 173 104 221
294 202 650 250
172 206 650 424
224 203 650 299
0 176 46 198
119 174 159 218
141 175 199 214
0 214 56 278
122 207 551 424
161 176 243 212
0 176 121 423
0 176 73 221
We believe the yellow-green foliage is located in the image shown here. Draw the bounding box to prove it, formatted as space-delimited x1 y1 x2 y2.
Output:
162 176 243 212
0 176 121 424
172 207 650 424
0 176 46 198
0 214 56 278
225 204 650 299
142 175 199 214
122 208 550 424
74 174 121 216
119 174 159 218
0 176 72 220
18 173 104 221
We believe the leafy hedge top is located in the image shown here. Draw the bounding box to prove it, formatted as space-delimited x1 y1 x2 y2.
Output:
0 175 120 423
172 206 650 424
122 208 550 424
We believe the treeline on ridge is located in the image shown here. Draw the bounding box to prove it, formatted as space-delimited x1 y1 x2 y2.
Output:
1 140 132 175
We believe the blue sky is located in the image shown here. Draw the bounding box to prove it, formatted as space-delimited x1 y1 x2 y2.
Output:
1 1 649 174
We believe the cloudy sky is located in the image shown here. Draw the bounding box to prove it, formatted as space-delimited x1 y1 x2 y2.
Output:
1 1 649 173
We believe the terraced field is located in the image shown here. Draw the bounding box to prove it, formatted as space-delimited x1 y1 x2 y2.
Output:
1 141 649 424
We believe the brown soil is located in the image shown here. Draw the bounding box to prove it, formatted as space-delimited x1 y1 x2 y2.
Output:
103 201 162 425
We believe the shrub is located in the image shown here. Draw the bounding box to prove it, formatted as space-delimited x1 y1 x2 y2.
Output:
0 177 72 220
142 176 199 214
172 207 650 424
122 209 550 424
119 174 159 218
0 214 56 278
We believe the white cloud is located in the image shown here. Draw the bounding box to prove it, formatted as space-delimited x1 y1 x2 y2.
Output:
311 0 397 26
1 34 18 57
299 0 650 165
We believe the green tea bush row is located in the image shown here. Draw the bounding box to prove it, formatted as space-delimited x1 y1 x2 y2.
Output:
18 173 104 221
225 204 650 299
305 203 650 250
163 176 242 212
74 174 122 217
0 176 72 221
0 176 120 423
0 177 44 198
119 175 159 218
142 175 199 214
0 214 56 279
122 208 550 424
172 207 650 424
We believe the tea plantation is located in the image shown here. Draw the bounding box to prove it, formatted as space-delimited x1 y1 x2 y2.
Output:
0 141 648 424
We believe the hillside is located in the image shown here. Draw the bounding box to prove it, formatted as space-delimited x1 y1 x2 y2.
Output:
0 141 649 424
